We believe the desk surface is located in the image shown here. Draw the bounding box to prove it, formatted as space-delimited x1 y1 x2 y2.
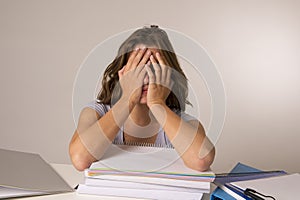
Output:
14 164 211 200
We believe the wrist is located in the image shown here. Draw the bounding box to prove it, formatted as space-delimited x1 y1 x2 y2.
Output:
149 103 168 127
118 96 136 112
147 100 166 108
112 98 135 125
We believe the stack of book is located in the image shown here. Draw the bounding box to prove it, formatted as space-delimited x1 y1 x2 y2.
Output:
77 144 215 200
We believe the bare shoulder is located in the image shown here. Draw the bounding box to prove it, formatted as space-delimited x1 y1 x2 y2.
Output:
187 119 203 127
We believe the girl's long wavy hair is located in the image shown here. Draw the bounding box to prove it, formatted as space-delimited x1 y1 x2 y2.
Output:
97 25 190 111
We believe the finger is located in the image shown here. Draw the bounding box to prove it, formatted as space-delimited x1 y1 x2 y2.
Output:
118 66 126 78
135 51 151 75
151 55 161 84
150 55 161 84
131 47 147 69
146 63 155 84
155 52 166 67
126 48 139 70
138 49 152 68
161 65 168 86
169 80 174 90
136 60 149 80
138 64 148 82
165 66 172 87
146 60 151 67
163 64 172 82
150 54 158 65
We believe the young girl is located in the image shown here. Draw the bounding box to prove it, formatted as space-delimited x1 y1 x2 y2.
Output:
69 25 215 172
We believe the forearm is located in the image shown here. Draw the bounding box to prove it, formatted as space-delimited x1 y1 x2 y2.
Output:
70 98 132 170
150 104 215 171
80 98 133 154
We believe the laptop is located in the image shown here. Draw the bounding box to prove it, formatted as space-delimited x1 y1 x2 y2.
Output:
0 148 73 198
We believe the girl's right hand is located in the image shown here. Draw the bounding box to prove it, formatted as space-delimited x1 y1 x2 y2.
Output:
118 47 151 108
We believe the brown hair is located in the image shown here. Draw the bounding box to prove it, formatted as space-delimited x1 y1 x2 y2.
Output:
97 25 190 111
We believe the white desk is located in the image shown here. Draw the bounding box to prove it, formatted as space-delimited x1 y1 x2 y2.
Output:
14 164 211 200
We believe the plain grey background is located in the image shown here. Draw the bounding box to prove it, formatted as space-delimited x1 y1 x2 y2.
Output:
0 0 299 173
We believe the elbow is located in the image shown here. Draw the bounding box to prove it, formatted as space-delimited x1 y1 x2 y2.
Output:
184 147 216 172
69 142 94 171
184 159 211 172
193 158 213 172
69 152 92 171
69 131 99 171
198 147 215 171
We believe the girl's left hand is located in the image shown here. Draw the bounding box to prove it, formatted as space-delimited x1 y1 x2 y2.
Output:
146 52 173 108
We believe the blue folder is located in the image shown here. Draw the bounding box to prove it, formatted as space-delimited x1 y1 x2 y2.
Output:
211 163 258 200
210 163 286 200
210 187 236 200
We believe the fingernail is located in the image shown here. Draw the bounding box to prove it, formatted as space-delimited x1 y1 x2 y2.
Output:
135 47 140 51
156 52 160 57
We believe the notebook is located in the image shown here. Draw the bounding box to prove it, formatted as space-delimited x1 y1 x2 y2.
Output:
0 148 73 199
